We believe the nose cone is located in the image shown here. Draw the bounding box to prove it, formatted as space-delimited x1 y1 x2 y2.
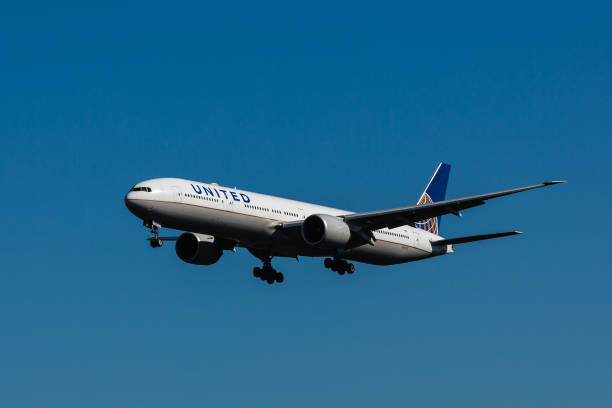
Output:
124 191 148 218
124 192 135 212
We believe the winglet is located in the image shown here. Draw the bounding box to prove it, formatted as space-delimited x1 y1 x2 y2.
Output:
543 180 567 185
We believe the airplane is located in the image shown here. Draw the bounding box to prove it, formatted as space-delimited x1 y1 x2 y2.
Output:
124 163 564 284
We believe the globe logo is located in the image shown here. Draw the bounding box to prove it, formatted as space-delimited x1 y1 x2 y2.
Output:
415 192 439 235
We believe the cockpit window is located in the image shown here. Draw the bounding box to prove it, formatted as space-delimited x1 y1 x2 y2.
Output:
131 187 152 192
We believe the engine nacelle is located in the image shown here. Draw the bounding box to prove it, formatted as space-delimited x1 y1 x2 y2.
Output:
175 232 223 265
301 214 351 248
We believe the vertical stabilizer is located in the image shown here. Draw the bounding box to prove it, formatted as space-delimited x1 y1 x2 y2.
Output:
414 163 451 235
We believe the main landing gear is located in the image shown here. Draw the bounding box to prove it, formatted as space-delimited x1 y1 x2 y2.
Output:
324 258 355 275
148 220 163 248
253 259 284 285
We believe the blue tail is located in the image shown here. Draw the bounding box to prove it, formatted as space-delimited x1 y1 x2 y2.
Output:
414 162 451 235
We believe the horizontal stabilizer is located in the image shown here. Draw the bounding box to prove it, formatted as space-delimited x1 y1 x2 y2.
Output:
431 231 522 246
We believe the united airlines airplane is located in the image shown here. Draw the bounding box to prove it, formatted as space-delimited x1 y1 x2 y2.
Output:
124 163 564 284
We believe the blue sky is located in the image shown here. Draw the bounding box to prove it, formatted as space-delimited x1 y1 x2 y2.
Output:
1 2 610 407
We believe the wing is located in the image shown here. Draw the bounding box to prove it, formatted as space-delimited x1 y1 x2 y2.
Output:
340 180 565 231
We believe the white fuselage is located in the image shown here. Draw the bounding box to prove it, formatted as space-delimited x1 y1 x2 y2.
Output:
125 178 449 265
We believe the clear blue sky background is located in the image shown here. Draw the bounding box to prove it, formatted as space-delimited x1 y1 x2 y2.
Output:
1 2 610 407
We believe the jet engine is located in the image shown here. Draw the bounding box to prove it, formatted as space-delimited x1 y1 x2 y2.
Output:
175 232 223 265
301 214 351 248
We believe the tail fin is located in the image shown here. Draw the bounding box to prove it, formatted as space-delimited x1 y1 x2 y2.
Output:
414 162 451 235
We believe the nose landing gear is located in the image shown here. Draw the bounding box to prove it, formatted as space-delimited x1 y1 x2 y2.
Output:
253 259 284 284
324 258 355 275
147 220 163 248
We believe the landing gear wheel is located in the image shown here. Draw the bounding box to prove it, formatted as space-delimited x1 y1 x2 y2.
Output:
254 257 284 284
337 260 348 275
150 238 162 248
326 258 355 275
